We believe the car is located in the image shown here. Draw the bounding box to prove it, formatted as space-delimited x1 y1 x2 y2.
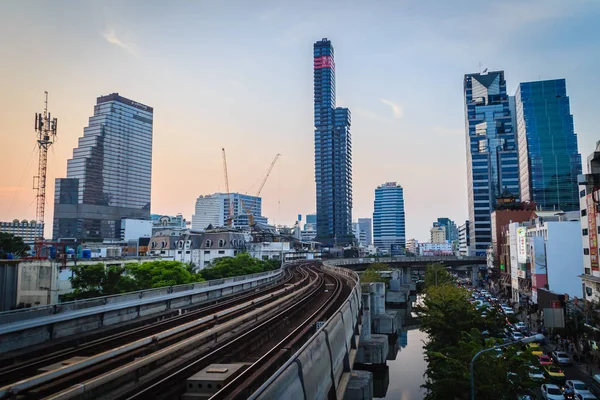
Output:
503 307 515 315
575 393 598 400
544 365 566 382
566 380 595 397
539 354 553 365
527 343 543 356
541 383 565 400
528 366 545 381
552 351 571 365
512 331 524 341
515 322 527 330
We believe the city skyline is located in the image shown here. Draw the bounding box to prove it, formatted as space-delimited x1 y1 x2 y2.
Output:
1 1 599 242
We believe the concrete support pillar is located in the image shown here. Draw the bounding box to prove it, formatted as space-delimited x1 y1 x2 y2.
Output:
389 270 401 292
344 370 373 400
360 293 371 341
370 283 386 316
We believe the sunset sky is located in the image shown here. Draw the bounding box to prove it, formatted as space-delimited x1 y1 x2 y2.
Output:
1 0 599 241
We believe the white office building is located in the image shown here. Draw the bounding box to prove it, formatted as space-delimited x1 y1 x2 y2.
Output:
192 193 267 231
0 219 43 245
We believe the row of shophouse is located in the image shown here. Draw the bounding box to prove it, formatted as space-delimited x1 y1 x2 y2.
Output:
489 142 600 305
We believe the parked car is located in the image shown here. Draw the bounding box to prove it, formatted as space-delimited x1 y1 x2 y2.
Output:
512 331 524 341
541 383 565 400
575 393 598 400
527 343 543 356
528 366 545 381
515 322 527 330
566 380 595 397
539 354 553 365
552 351 571 365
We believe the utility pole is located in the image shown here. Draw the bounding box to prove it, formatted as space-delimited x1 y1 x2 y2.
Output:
33 92 58 257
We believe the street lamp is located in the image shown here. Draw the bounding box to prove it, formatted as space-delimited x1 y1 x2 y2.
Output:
470 333 544 400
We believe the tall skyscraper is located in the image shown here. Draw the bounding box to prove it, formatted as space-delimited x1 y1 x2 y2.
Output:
464 71 519 256
373 182 406 251
313 38 352 246
515 79 582 211
357 217 373 246
53 93 153 240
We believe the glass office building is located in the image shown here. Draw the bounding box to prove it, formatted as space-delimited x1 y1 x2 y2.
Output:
373 182 406 251
464 71 519 256
53 93 153 240
313 38 352 245
515 79 582 211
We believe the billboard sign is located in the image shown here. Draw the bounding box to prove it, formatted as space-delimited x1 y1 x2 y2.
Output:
587 194 599 271
516 227 527 263
509 223 519 290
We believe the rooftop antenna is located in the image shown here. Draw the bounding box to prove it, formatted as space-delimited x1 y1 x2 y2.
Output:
33 91 58 257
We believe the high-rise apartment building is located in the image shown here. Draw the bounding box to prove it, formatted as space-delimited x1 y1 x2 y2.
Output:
464 71 519 256
53 93 153 240
357 218 373 246
373 182 406 251
515 79 582 211
191 193 266 231
433 218 458 242
0 220 43 246
458 221 470 256
430 226 446 243
313 38 352 246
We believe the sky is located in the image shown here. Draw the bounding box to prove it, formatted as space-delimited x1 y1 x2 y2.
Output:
0 0 599 242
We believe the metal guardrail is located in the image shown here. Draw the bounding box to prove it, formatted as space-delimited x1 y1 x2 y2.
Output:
0 270 281 326
250 264 361 399
327 256 486 266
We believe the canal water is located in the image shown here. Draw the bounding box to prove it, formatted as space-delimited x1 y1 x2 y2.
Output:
377 328 428 399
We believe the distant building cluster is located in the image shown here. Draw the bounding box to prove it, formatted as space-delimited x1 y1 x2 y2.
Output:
0 220 43 246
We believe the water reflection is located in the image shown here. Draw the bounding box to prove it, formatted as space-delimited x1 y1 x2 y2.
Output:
376 329 428 399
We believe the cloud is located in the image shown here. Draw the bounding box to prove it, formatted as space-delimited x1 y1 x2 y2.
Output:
102 29 136 55
380 99 404 119
352 107 388 123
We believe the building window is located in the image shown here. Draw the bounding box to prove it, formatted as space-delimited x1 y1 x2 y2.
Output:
218 250 225 254
582 209 587 217
204 250 210 255
583 228 589 236
186 250 190 254
584 248 590 255
205 240 212 247
581 189 586 198
585 268 591 275
218 239 226 248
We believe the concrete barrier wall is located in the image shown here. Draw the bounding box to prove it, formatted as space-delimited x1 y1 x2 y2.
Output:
0 270 282 353
251 265 361 400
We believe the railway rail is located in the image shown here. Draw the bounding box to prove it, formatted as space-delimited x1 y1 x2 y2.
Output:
0 267 295 387
0 263 330 400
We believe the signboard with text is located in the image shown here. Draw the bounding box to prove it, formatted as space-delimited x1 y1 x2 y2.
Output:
516 227 527 264
588 194 599 271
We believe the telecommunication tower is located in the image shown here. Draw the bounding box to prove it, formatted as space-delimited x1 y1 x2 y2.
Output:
33 91 58 251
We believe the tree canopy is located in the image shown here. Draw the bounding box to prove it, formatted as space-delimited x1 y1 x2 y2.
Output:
0 232 30 259
198 253 279 281
417 268 538 399
64 254 280 301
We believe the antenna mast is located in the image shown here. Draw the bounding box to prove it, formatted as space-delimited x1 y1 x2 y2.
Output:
222 148 233 226
33 91 58 253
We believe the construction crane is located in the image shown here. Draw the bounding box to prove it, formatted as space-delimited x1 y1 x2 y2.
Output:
221 148 234 227
255 153 280 197
33 92 58 257
240 153 281 226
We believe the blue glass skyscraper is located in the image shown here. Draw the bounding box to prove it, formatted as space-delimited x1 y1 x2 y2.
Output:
464 71 519 256
373 182 406 251
313 38 352 245
515 79 582 211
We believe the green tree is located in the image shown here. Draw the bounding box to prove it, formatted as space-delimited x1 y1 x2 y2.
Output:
424 263 455 289
0 232 30 259
199 253 277 281
417 283 537 399
126 260 203 288
360 262 389 284
68 263 106 299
